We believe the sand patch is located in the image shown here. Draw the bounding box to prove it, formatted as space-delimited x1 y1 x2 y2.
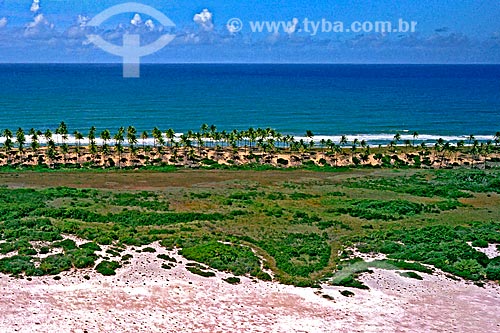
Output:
0 242 499 332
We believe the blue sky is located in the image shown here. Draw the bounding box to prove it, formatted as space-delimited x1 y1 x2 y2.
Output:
0 0 499 63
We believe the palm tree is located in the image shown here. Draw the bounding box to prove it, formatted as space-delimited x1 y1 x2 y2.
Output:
468 134 475 146
114 127 125 168
2 129 13 165
200 123 209 140
15 128 26 162
73 130 84 165
100 129 111 156
340 135 348 150
127 126 138 152
152 127 164 149
44 129 53 149
88 126 97 164
140 131 149 150
89 140 98 165
394 132 401 146
352 138 359 154
165 128 175 148
57 121 68 146
305 130 314 141
412 131 419 147
46 139 57 167
88 126 96 143
494 132 500 147
29 128 40 157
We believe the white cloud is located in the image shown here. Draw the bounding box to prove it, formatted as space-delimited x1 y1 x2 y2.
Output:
24 13 54 37
77 15 90 28
131 13 142 26
30 0 40 13
193 9 214 32
227 23 238 34
145 19 155 31
0 17 7 28
26 13 46 29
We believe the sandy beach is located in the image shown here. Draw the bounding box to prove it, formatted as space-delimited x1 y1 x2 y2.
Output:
1 241 499 333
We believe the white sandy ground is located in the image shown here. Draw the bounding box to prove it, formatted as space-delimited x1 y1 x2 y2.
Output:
468 242 500 259
0 242 499 333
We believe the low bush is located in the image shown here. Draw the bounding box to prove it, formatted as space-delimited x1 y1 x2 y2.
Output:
398 271 423 280
95 260 121 275
39 254 72 275
471 239 489 248
223 276 241 284
157 254 177 262
340 290 355 297
186 266 216 277
180 241 263 277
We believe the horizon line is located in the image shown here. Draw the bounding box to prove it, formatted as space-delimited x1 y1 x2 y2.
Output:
0 62 499 65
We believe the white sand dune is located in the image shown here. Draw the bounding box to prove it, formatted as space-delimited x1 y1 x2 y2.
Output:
1 242 499 333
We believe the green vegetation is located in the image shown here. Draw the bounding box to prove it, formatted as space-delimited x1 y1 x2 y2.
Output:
354 223 499 281
95 261 121 276
180 241 264 277
0 167 499 286
224 276 241 284
398 271 423 280
340 290 355 297
186 265 216 277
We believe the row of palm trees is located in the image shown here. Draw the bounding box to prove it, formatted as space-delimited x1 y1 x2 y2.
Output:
1 122 499 165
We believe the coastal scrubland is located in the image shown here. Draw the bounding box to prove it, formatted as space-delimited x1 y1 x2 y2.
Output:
0 167 499 288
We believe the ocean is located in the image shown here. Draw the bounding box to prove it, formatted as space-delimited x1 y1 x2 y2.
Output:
0 64 499 145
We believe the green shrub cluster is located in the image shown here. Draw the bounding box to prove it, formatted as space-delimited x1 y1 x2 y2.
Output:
180 241 264 277
95 260 121 275
38 207 227 226
186 266 216 277
347 170 500 199
257 233 331 278
398 271 423 280
332 199 426 220
355 223 500 281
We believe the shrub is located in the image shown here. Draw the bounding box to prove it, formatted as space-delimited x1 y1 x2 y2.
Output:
39 254 72 275
340 290 355 297
0 255 37 276
187 266 216 277
95 236 113 245
450 259 485 281
398 271 423 280
180 241 262 277
79 242 102 252
471 239 489 248
332 275 369 289
157 254 177 262
95 260 121 276
142 247 156 253
52 239 77 251
257 233 331 278
486 258 500 280
224 276 241 284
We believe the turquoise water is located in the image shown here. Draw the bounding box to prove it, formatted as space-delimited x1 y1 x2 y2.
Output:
0 64 499 144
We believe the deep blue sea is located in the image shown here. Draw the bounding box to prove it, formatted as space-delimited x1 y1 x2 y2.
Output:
0 64 499 144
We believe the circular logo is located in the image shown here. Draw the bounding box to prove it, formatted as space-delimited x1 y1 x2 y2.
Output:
226 18 243 33
86 2 176 78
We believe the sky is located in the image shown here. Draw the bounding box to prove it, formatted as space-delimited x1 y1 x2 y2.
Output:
0 0 499 63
